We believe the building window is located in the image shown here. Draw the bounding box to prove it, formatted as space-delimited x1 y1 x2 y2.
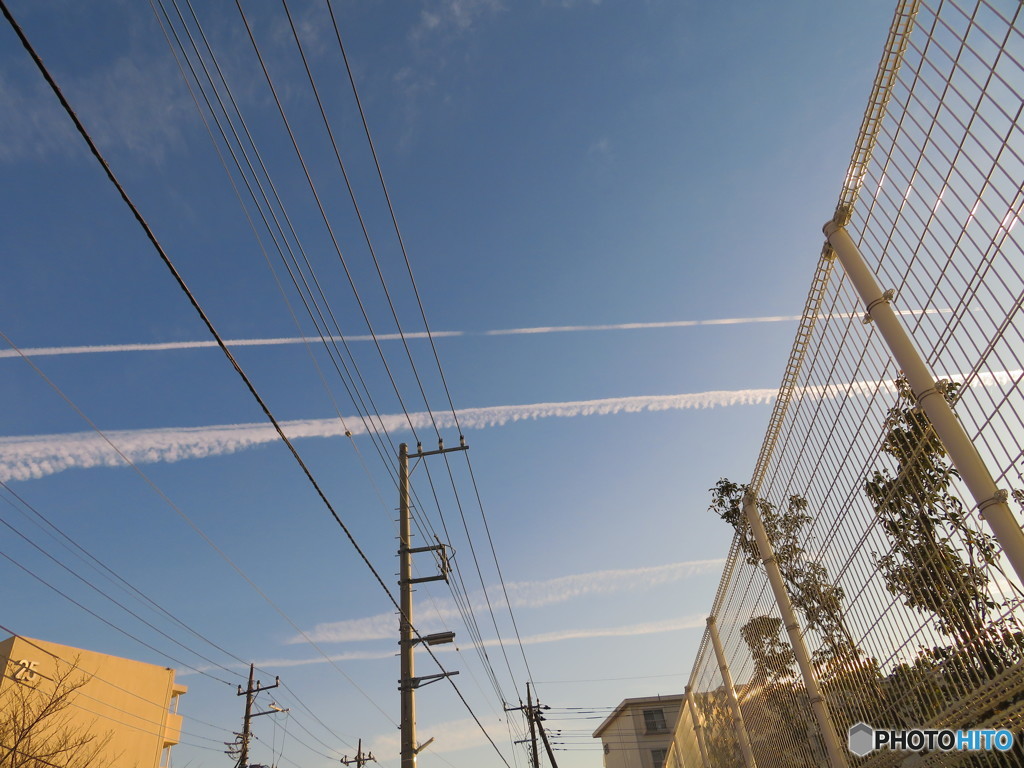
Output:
651 748 668 768
643 708 668 734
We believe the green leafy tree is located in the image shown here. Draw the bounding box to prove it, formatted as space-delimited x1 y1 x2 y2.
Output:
866 377 1024 735
741 616 795 684
710 480 860 668
711 480 883 739
865 378 999 644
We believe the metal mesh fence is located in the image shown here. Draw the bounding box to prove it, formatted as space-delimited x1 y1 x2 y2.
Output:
676 1 1024 766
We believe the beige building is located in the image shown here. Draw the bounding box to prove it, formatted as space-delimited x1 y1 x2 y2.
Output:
593 694 684 768
0 635 186 768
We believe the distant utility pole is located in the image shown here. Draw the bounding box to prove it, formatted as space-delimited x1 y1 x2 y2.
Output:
340 738 375 767
508 691 537 768
533 705 559 768
527 684 539 768
233 663 281 768
507 683 558 768
398 440 465 768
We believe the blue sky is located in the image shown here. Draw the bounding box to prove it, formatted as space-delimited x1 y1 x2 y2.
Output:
1 1 894 766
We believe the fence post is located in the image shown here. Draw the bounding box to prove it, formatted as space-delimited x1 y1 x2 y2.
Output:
684 685 711 768
706 615 758 768
743 492 849 768
824 221 1024 589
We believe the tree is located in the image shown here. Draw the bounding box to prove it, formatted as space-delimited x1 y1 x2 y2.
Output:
741 616 795 684
0 658 114 768
865 376 1024 730
710 480 883 740
738 615 814 764
694 688 740 768
865 377 1000 643
710 480 860 668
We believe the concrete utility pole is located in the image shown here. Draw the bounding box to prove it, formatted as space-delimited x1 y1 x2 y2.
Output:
532 705 559 768
508 683 558 768
235 663 280 768
527 683 539 768
399 440 466 768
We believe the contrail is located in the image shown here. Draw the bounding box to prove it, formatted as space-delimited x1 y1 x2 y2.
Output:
0 309 950 359
0 331 463 359
0 388 779 482
2 368 1014 483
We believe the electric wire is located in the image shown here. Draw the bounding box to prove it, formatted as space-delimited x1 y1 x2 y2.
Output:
0 328 394 728
154 0 513 735
162 0 471 650
0 547 235 686
0 9 513 764
324 0 538 695
0 505 241 684
156 0 402 489
209 0 524 719
0 479 250 677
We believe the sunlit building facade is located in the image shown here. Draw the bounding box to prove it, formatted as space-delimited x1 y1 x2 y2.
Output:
0 635 187 768
593 693 684 768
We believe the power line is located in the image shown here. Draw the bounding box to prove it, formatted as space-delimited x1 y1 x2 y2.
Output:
169 0 528 729
325 6 534 710
324 0 538 697
0 328 395 727
0 480 249 675
1 8 513 764
156 0 523 727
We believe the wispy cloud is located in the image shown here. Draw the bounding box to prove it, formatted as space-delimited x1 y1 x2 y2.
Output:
2 368 1018 483
291 560 723 644
544 0 603 7
588 136 612 157
0 55 193 165
236 615 705 676
410 0 504 41
370 715 503 760
0 332 462 360
512 615 706 645
0 72 78 162
0 309 950 360
298 613 400 645
176 611 707 680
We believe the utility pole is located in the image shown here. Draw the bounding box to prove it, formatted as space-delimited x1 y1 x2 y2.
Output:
399 440 466 768
233 663 281 768
507 683 557 768
340 738 375 767
533 709 559 768
527 684 539 768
